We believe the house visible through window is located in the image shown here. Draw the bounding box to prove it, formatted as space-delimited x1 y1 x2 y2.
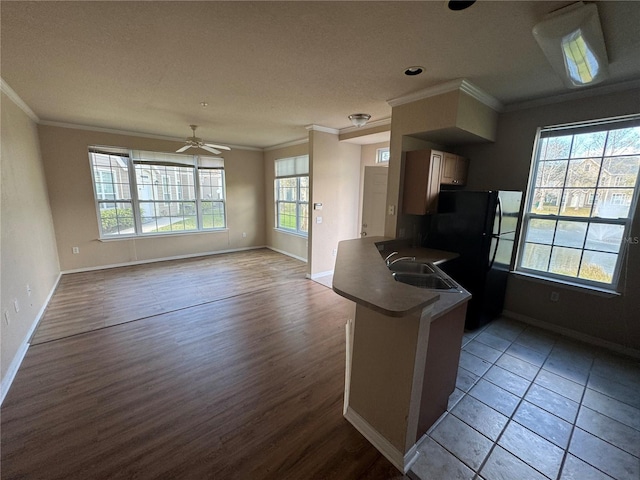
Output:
274 155 309 236
89 148 226 237
516 115 640 289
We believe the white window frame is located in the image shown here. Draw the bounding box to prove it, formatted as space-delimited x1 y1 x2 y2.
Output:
376 147 390 164
515 114 640 291
89 147 226 238
274 155 309 236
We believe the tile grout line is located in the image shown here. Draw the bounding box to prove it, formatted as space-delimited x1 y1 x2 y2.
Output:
422 321 639 480
470 327 559 480
553 355 595 480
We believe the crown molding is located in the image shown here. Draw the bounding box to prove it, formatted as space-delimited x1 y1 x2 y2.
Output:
387 78 503 112
458 79 504 112
305 124 340 135
264 137 309 151
38 120 261 151
503 78 640 113
339 117 391 135
1 78 39 122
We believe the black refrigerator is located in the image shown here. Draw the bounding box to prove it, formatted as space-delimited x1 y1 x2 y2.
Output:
427 190 523 330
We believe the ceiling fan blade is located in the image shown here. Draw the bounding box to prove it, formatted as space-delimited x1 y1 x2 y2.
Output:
176 144 192 153
200 145 222 155
204 143 231 151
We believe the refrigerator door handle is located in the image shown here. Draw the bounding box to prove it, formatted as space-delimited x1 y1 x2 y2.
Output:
487 198 503 271
488 235 500 271
496 196 503 236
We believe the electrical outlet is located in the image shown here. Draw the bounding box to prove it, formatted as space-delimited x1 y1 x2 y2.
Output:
550 291 560 302
388 205 395 215
242 232 247 238
72 246 80 254
316 216 322 224
332 248 337 257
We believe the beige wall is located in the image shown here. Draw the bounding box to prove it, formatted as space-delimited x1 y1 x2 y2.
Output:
264 142 309 262
309 130 361 276
457 88 640 351
38 125 265 271
385 89 499 239
1 93 60 384
386 90 464 238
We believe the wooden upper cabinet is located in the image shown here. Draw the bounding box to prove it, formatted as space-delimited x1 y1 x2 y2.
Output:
402 149 443 215
440 153 469 186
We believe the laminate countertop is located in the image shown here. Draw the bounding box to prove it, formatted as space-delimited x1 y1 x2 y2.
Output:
332 237 471 319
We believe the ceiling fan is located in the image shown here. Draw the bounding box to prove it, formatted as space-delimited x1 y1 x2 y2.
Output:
176 125 231 155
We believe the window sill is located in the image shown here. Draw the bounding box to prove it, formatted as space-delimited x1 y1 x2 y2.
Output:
99 228 229 241
273 228 308 239
511 271 621 298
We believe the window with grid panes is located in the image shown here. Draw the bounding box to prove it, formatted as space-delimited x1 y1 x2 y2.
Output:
516 115 640 289
274 156 309 236
89 148 226 237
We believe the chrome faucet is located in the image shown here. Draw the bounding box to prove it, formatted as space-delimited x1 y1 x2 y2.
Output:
388 256 416 266
384 251 398 265
384 251 416 266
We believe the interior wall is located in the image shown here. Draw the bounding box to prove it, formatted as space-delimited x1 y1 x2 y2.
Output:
309 130 361 277
385 91 461 238
457 88 640 351
38 125 266 271
264 142 309 262
1 93 60 384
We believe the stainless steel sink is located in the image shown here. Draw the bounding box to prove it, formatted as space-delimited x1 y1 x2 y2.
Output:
392 272 458 291
387 260 436 274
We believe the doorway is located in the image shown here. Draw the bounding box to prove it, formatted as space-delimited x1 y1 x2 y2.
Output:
361 166 388 237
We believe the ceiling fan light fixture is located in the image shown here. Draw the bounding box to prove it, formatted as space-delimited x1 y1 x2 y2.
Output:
176 125 231 155
533 2 609 88
348 113 371 128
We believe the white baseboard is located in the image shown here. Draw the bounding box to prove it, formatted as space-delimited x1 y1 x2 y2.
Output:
502 310 640 360
344 406 419 474
310 270 334 280
61 246 269 274
266 246 308 263
1 273 62 405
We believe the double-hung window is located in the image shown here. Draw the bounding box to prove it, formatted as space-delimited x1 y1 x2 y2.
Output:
274 155 309 236
516 115 640 289
89 148 226 238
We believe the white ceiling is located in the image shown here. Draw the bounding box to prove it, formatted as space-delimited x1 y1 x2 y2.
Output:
2 1 639 149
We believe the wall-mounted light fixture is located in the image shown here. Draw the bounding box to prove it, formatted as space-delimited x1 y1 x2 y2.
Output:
532 2 609 88
348 113 371 127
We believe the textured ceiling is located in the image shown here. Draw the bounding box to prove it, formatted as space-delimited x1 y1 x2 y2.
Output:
2 1 639 149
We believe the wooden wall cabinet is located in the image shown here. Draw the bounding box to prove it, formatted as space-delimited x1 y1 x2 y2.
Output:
440 153 469 186
402 149 443 215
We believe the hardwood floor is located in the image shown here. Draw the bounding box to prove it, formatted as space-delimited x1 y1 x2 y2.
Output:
1 249 405 479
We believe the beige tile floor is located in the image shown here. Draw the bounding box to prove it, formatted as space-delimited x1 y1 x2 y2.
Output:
410 317 640 480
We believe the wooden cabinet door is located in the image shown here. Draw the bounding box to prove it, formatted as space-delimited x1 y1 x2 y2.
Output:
441 153 468 186
402 149 442 215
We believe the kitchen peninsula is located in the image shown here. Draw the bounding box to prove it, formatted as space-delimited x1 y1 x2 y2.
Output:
332 237 471 473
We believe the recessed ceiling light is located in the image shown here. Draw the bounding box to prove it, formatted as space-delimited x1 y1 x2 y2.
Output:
404 66 424 76
447 1 476 11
